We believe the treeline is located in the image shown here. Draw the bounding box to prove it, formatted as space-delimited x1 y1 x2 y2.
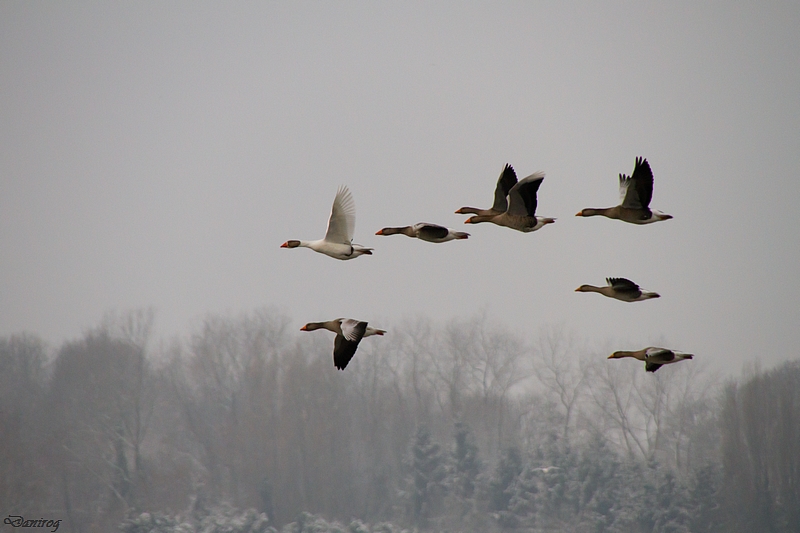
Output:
0 308 798 532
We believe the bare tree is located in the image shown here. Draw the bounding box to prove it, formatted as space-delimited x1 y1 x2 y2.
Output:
395 316 438 424
99 308 157 498
46 328 154 529
458 314 531 452
0 334 48 517
719 362 800 532
175 309 289 509
532 325 588 441
587 357 648 459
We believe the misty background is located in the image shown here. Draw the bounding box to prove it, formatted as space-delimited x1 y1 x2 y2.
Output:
2 2 800 533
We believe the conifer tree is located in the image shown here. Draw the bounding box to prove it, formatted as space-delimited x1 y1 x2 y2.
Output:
487 446 523 529
452 422 480 500
405 426 447 528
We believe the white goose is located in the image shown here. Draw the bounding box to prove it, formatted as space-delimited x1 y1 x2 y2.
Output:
281 185 373 260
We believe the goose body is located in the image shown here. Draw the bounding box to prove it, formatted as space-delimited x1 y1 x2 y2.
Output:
300 318 385 370
464 171 555 232
575 277 660 302
281 186 373 260
455 163 518 216
376 223 469 243
608 347 693 373
576 157 672 224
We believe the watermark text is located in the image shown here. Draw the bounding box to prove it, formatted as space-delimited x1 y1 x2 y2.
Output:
4 516 60 532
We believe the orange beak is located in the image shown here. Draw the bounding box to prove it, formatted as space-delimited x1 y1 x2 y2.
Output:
299 325 308 331
375 229 384 235
280 242 289 248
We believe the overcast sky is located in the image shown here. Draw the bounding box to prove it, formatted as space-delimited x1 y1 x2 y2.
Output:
2 2 798 374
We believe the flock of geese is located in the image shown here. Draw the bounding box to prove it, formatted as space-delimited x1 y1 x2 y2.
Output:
281 157 693 373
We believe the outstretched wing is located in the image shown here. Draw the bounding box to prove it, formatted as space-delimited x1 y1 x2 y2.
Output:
417 223 449 240
340 319 368 342
324 186 356 244
506 172 544 217
491 164 518 212
607 277 642 297
333 319 368 370
645 362 663 373
620 157 654 209
645 347 675 364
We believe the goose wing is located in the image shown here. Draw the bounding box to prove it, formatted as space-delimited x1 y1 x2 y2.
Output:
607 277 643 297
491 164 518 212
324 186 356 244
340 319 368 342
645 362 663 373
333 319 368 370
416 223 449 240
645 347 675 364
620 157 653 209
506 172 545 217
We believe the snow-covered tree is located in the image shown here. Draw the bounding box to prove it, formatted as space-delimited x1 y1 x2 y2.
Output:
487 446 523 529
506 464 539 530
451 421 480 501
404 426 447 528
120 504 274 533
651 470 691 533
687 463 722 533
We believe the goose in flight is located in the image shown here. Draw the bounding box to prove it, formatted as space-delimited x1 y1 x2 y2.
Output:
576 157 672 224
575 277 660 302
281 186 373 260
455 163 519 216
300 319 386 370
608 347 693 373
463 171 555 232
376 223 469 243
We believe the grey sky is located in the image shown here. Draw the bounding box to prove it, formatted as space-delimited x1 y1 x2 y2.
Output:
2 2 798 373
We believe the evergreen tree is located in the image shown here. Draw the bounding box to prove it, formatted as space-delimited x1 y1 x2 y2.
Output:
487 446 523 529
574 435 621 528
687 464 722 533
405 426 447 528
566 434 651 533
534 443 578 529
451 421 480 500
507 464 540 530
651 470 691 533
